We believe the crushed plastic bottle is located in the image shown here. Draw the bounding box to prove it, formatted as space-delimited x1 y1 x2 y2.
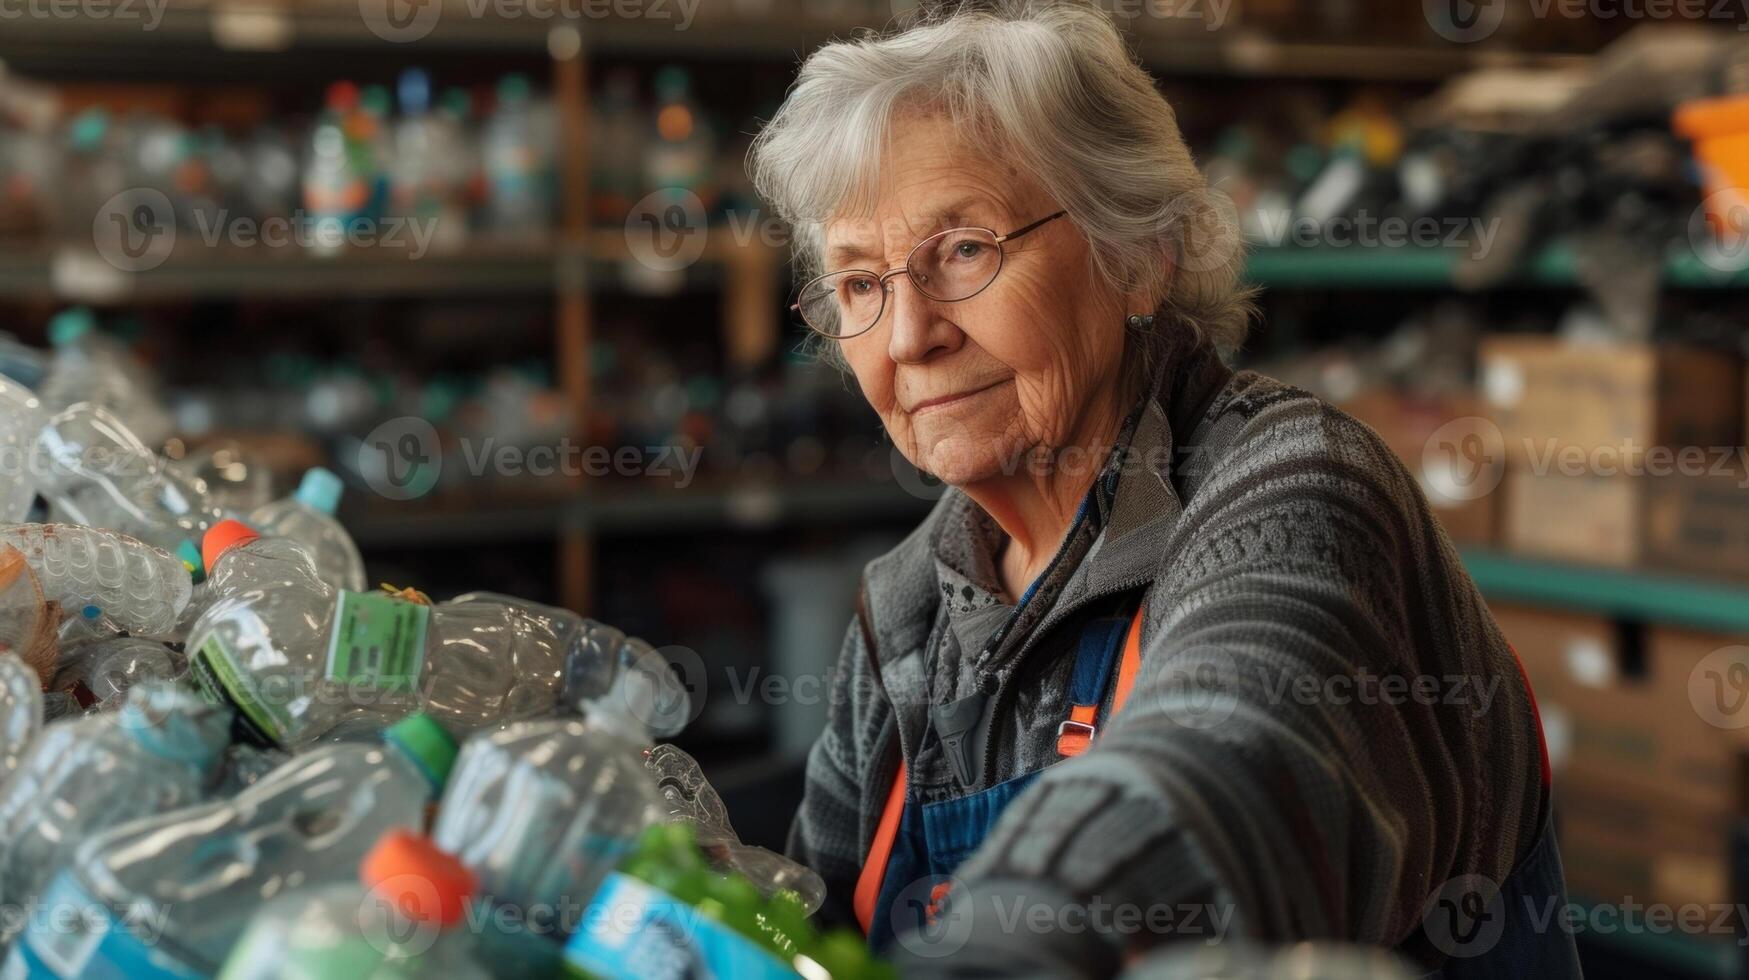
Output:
189 521 572 746
36 309 172 450
219 829 487 980
0 545 56 681
0 523 191 638
50 635 185 710
12 712 454 977
0 653 42 781
32 402 220 556
453 592 690 737
0 376 41 524
645 742 825 913
245 467 367 593
431 715 666 975
0 683 230 933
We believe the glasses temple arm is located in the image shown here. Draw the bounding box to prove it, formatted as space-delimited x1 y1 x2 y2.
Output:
996 210 1069 244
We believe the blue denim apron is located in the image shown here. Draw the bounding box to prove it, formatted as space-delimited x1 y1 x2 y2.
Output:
868 614 1133 950
865 615 1584 980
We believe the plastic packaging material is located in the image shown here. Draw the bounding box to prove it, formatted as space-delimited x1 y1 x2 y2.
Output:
16 713 453 977
431 717 666 973
568 823 891 980
453 592 690 738
35 310 173 449
210 741 291 797
482 74 555 236
0 683 230 926
0 376 42 524
218 829 488 980
246 467 367 593
645 743 825 914
190 522 572 746
49 635 186 711
0 545 57 680
33 402 222 557
0 653 42 781
0 523 192 638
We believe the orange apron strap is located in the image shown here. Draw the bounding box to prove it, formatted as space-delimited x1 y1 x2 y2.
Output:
1056 603 1147 758
1110 603 1144 717
853 764 908 934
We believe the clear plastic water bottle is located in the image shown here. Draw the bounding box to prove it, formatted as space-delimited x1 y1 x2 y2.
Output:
10 713 454 978
36 309 172 450
391 69 470 255
303 81 374 257
0 377 41 524
33 401 221 558
482 74 555 238
430 716 666 972
189 521 569 746
0 524 191 638
0 683 229 928
219 829 487 980
246 468 367 593
49 635 185 711
0 652 42 781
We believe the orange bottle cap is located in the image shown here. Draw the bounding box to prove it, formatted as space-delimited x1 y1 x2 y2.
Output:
201 520 261 574
359 830 475 930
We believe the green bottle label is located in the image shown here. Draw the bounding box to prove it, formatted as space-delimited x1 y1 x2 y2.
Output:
324 590 430 693
191 632 292 745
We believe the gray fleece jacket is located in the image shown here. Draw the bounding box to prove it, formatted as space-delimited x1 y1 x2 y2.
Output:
786 333 1547 975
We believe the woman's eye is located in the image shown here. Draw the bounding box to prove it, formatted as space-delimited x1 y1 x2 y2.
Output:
843 277 876 296
953 241 985 259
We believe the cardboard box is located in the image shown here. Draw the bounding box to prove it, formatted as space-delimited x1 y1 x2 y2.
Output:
1503 469 1641 568
1556 777 1732 908
1490 607 1747 815
1646 461 1749 582
1339 388 1498 546
1480 338 1742 460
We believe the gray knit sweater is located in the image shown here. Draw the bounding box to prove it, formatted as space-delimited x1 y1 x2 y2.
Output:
786 335 1546 975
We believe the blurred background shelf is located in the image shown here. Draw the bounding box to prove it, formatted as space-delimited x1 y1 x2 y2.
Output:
1243 244 1749 289
1463 550 1749 634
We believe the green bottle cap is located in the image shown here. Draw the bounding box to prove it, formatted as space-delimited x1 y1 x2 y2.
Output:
176 540 205 583
48 308 96 347
385 713 457 796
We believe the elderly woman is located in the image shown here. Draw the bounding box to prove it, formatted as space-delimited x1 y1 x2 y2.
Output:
749 1 1575 976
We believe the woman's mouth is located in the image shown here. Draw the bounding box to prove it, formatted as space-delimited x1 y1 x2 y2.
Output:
908 379 1009 415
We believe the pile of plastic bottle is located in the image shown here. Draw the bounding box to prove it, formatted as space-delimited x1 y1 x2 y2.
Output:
0 326 892 979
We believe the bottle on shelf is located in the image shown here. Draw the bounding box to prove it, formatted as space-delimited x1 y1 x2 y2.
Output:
391 68 470 254
303 81 375 257
482 74 556 240
592 69 647 226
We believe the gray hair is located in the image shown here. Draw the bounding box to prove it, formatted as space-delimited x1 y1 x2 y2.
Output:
749 0 1253 382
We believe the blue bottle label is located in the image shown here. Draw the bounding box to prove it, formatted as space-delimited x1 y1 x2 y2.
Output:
562 872 793 980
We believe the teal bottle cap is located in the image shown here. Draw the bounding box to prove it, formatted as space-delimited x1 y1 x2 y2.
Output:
386 713 457 796
294 467 345 516
176 539 205 582
48 308 96 348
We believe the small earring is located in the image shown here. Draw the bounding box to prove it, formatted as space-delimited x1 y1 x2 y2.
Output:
1127 314 1155 329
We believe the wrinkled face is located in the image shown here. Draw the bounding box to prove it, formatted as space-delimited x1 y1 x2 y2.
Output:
827 113 1132 487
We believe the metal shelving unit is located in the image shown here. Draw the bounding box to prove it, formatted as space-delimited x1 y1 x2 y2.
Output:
1243 243 1749 290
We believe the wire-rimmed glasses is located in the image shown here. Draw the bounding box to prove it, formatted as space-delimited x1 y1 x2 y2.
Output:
791 210 1068 339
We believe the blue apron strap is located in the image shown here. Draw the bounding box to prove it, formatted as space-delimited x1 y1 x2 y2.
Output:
1057 615 1129 757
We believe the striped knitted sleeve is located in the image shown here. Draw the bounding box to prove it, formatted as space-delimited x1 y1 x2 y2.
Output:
785 616 874 930
905 400 1544 973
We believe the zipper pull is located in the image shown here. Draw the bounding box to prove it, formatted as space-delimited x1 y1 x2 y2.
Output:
932 692 987 789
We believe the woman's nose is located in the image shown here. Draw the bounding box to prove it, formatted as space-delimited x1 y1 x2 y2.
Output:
885 276 961 364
